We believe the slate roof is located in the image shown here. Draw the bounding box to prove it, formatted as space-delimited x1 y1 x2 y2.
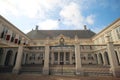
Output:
27 30 96 39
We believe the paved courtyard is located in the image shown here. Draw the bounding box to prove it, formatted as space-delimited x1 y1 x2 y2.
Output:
0 73 120 80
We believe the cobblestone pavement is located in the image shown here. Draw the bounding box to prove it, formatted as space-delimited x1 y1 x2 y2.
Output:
0 73 120 80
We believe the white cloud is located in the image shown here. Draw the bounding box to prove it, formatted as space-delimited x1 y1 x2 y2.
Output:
59 2 96 29
0 0 96 31
0 0 19 16
86 15 95 25
38 19 59 30
24 29 32 34
0 0 61 18
60 2 85 29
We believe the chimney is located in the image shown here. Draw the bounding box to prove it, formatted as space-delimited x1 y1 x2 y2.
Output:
36 25 39 30
84 25 87 30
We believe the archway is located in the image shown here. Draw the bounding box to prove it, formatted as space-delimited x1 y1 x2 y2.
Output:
99 53 103 64
115 51 120 65
94 54 98 64
0 48 3 63
104 52 110 65
4 50 13 66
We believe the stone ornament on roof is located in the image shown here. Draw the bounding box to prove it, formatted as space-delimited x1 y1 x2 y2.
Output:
59 37 65 46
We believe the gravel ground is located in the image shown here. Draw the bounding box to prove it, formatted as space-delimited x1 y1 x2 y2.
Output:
0 73 120 80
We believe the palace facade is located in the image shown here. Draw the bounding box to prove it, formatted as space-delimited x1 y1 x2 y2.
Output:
0 15 120 77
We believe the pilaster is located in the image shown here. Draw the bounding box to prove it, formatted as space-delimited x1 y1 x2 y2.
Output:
75 42 83 75
12 45 23 74
43 44 50 75
58 52 60 65
70 52 72 65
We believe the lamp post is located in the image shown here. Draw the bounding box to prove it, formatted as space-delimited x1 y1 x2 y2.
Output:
59 37 64 75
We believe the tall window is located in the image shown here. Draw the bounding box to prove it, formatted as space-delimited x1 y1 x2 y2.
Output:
38 52 43 60
60 52 64 62
107 32 113 41
32 54 35 60
54 52 58 61
11 33 15 42
72 53 75 60
116 26 120 39
101 36 105 43
1 27 8 39
66 52 70 61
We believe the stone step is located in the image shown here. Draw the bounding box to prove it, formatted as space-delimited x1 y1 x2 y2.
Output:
0 66 13 73
20 66 43 73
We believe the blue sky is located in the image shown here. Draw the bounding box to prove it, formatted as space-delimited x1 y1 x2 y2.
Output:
0 0 120 33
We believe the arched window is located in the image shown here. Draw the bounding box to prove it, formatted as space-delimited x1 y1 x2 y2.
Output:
0 27 8 39
99 53 103 64
94 54 98 64
5 50 13 66
25 54 28 64
0 48 3 63
11 33 15 42
104 52 110 65
115 51 120 65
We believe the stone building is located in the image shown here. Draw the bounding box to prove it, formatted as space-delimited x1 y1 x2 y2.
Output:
0 15 120 77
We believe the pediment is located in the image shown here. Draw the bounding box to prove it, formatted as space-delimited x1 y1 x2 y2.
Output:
53 34 70 40
49 34 72 46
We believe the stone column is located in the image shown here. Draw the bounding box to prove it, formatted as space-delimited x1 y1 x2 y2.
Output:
75 43 83 75
12 45 23 74
58 52 60 65
70 52 72 65
106 36 120 77
43 44 50 75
